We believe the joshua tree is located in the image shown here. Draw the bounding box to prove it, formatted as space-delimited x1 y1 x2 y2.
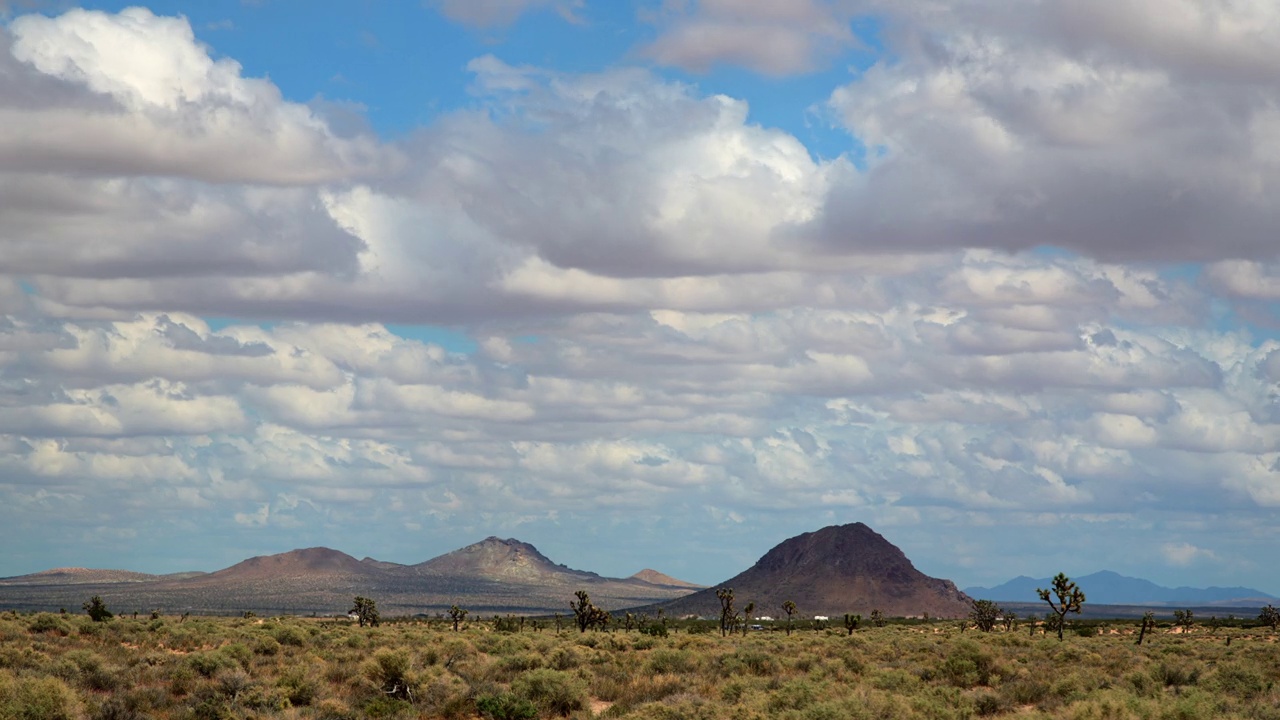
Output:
1037 573 1085 641
970 599 1002 632
1003 611 1017 632
448 604 468 631
716 588 735 637
742 602 755 636
870 609 886 628
349 596 380 627
570 590 610 632
624 612 636 633
843 613 862 635
1137 611 1157 646
82 596 112 623
782 600 797 636
1173 609 1194 632
1258 604 1279 632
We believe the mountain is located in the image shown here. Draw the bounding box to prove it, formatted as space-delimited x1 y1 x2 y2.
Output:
0 540 696 616
415 537 597 584
965 570 1278 607
630 569 702 588
651 523 972 618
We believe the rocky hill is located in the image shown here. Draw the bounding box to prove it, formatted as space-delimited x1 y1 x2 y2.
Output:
651 523 972 619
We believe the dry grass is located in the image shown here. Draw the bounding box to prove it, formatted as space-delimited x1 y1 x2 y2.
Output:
0 610 1276 719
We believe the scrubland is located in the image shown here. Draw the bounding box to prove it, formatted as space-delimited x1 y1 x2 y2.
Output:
2 610 1279 720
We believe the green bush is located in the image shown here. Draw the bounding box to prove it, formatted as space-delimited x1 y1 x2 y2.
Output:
476 692 539 720
512 669 587 717
27 614 72 637
365 649 415 700
272 625 308 647
0 673 83 720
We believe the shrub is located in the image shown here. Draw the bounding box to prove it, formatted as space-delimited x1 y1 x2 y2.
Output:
512 669 587 717
647 649 694 675
277 667 320 706
272 625 308 647
28 614 73 637
364 649 415 700
1211 663 1266 700
476 692 539 720
0 673 83 720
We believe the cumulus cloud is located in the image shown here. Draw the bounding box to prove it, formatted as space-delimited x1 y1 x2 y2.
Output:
5 4 1280 589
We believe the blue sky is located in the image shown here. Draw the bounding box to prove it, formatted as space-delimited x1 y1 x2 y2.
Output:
3 0 1280 597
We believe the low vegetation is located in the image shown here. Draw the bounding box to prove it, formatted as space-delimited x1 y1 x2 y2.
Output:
1 602 1279 719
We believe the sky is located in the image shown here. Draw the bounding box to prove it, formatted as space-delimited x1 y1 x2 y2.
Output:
3 0 1280 595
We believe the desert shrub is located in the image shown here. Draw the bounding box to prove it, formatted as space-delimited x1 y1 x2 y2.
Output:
767 679 819 712
547 646 581 671
1211 662 1266 700
363 695 413 718
28 614 73 637
640 623 669 637
476 692 539 720
272 625 308 647
187 650 235 678
364 649 416 700
973 691 1005 716
1152 661 1200 688
938 640 997 688
647 649 694 675
0 673 84 720
251 634 280 656
314 698 359 720
277 666 320 706
512 668 587 717
219 642 252 671
1000 675 1050 706
717 648 779 677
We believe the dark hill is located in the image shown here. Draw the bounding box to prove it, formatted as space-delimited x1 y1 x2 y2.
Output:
653 523 971 618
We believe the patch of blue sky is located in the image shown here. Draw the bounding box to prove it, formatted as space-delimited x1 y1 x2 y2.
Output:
384 324 477 354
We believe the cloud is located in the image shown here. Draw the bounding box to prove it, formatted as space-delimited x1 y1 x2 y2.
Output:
640 0 862 75
814 0 1280 262
431 0 582 27
1162 541 1218 567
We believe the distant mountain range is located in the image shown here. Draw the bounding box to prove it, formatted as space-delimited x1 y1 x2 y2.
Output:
0 523 979 618
0 537 702 616
965 571 1277 607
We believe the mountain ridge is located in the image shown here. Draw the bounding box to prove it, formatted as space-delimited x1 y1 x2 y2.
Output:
965 570 1278 607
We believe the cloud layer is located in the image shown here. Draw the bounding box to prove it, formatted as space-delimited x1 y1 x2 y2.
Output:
3 4 1280 590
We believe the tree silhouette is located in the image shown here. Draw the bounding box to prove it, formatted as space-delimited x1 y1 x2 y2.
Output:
1037 573 1085 641
1137 611 1156 646
82 596 112 623
782 600 797 636
843 613 861 635
970 599 1002 632
349 596 379 627
1258 604 1279 632
448 604 468 631
742 602 755 636
716 588 735 637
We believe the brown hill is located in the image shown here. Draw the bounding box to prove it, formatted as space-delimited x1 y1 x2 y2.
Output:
652 523 972 619
0 568 162 585
630 569 703 589
192 547 374 583
415 537 595 583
